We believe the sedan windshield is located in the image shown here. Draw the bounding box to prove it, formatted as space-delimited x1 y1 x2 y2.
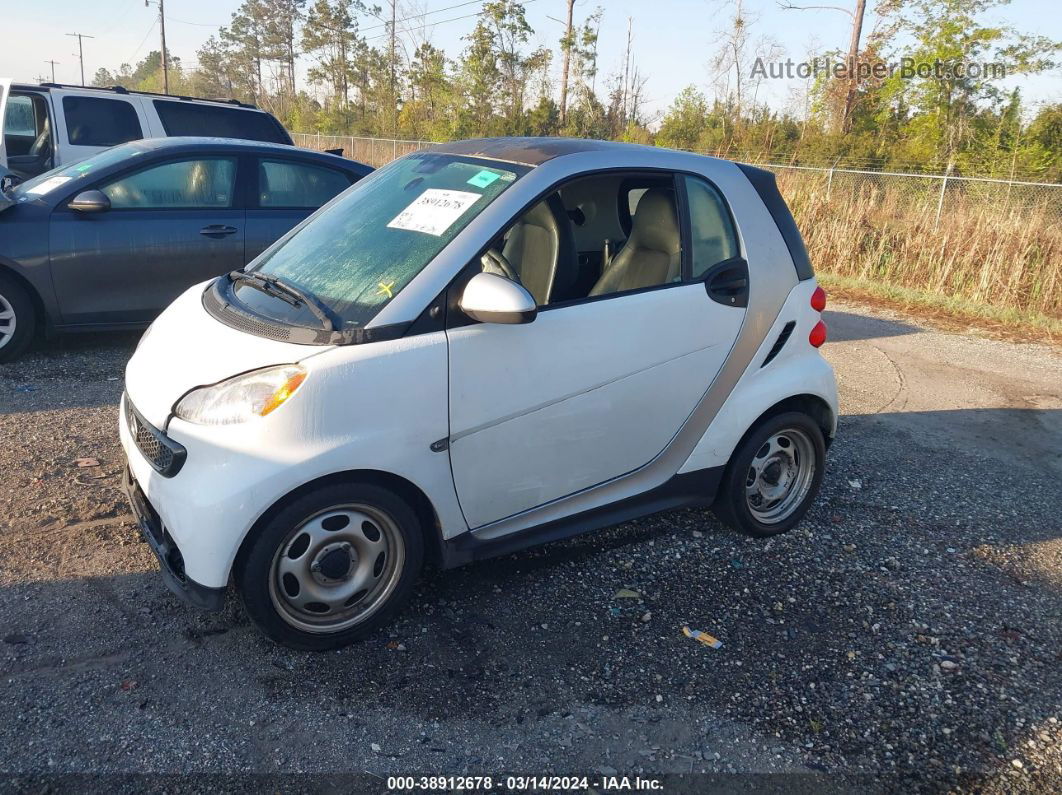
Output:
243 153 524 329
13 141 152 199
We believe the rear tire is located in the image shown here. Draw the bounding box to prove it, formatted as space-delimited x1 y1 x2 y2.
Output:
235 482 425 651
0 273 36 363
713 411 826 538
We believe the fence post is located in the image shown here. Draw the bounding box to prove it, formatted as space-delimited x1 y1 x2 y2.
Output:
393 138 397 161
934 173 948 230
316 131 321 151
826 167 834 200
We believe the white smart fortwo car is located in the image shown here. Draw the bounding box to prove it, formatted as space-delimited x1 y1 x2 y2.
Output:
120 138 837 650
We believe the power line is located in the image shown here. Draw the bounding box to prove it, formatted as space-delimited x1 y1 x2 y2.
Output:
125 18 158 66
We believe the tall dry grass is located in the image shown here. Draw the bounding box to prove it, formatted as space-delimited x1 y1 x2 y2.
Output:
777 171 1062 322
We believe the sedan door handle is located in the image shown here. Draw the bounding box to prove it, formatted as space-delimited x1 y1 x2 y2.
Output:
199 225 238 237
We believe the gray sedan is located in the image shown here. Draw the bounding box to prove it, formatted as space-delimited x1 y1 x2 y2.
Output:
0 137 370 361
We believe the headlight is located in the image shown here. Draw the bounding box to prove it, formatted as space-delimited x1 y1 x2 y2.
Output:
174 365 307 425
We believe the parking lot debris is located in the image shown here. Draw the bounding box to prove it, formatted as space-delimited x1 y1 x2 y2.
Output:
614 588 641 599
74 458 100 468
682 626 723 649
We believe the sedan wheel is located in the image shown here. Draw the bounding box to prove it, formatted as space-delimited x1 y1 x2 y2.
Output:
0 274 36 363
0 292 16 351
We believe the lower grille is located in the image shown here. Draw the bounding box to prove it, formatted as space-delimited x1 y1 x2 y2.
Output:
125 395 187 477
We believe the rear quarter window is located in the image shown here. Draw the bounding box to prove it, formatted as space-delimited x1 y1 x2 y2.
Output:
62 96 143 147
153 100 291 144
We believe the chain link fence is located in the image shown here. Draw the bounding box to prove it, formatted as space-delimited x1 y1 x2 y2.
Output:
292 132 1062 223
292 133 1061 318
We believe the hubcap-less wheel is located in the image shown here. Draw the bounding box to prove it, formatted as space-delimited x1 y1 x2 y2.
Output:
268 504 405 634
744 428 817 524
0 292 16 351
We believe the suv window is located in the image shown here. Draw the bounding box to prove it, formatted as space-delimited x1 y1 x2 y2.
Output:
4 95 37 136
100 157 237 209
62 96 142 147
683 175 739 278
258 159 352 208
153 100 290 144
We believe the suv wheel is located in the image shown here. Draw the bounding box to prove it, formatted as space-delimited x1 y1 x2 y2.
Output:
0 273 36 363
713 411 826 537
235 482 424 651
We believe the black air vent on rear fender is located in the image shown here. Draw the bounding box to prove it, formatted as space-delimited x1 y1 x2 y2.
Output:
761 321 796 367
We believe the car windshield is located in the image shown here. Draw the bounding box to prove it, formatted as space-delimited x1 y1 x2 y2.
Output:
13 141 152 199
241 153 524 329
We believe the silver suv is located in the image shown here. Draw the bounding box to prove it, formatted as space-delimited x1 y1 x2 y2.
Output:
0 80 292 181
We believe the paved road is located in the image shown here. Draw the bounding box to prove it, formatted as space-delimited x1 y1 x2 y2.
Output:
0 302 1059 790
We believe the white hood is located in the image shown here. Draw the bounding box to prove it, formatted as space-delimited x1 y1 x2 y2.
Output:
125 281 328 428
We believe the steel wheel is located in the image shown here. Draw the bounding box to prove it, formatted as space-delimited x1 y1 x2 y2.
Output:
268 503 406 634
744 427 817 524
0 291 16 352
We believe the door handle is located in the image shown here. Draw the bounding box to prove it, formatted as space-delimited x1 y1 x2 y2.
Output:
709 276 748 294
199 225 238 237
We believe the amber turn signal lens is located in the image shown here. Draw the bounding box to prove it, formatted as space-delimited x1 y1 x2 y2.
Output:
260 371 307 417
810 286 827 312
809 320 828 348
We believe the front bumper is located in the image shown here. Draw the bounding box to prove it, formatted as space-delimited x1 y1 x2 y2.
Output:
122 466 226 611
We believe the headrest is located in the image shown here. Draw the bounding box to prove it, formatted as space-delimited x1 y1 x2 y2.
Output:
630 188 680 254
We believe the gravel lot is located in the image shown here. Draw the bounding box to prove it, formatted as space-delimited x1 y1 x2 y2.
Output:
0 302 1059 790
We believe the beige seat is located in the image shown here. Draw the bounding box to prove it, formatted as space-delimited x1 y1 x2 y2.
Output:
501 194 578 305
590 188 681 296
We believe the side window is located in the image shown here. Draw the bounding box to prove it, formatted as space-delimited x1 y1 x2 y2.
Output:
4 96 36 136
258 159 352 208
100 158 237 209
62 96 142 147
153 100 290 144
684 176 739 278
481 173 684 306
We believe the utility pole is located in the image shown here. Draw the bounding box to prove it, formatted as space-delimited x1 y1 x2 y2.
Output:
559 0 574 125
389 0 397 137
621 17 632 127
145 0 169 94
841 0 866 133
44 60 60 83
66 33 94 86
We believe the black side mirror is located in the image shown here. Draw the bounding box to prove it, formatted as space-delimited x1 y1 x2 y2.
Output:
68 190 111 213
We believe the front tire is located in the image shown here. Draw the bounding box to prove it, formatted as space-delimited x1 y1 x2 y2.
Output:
713 411 826 537
235 482 424 651
0 273 36 363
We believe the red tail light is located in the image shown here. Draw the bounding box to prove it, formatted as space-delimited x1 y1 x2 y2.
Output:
811 286 827 312
809 320 827 348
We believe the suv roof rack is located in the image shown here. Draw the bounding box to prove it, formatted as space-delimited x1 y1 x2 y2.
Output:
33 82 258 109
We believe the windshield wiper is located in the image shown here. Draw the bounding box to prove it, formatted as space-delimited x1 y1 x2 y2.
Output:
228 270 340 332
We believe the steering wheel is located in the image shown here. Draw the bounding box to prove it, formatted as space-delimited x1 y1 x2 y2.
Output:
480 247 519 282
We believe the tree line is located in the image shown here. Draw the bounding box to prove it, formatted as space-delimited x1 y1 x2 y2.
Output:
90 0 1062 180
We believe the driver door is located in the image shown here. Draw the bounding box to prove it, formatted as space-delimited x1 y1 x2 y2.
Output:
0 78 10 168
445 171 747 529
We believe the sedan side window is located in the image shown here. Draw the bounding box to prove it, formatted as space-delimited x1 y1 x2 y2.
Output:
684 175 739 278
258 159 353 208
101 158 238 209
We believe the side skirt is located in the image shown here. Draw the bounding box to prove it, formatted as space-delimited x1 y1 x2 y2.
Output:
439 466 724 569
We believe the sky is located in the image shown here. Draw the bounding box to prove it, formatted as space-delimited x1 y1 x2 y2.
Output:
2 0 1060 124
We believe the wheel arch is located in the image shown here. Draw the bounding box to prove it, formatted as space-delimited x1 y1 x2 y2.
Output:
0 260 48 333
735 393 836 457
232 468 445 579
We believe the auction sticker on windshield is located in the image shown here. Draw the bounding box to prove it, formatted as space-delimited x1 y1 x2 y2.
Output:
388 189 482 236
25 176 72 195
